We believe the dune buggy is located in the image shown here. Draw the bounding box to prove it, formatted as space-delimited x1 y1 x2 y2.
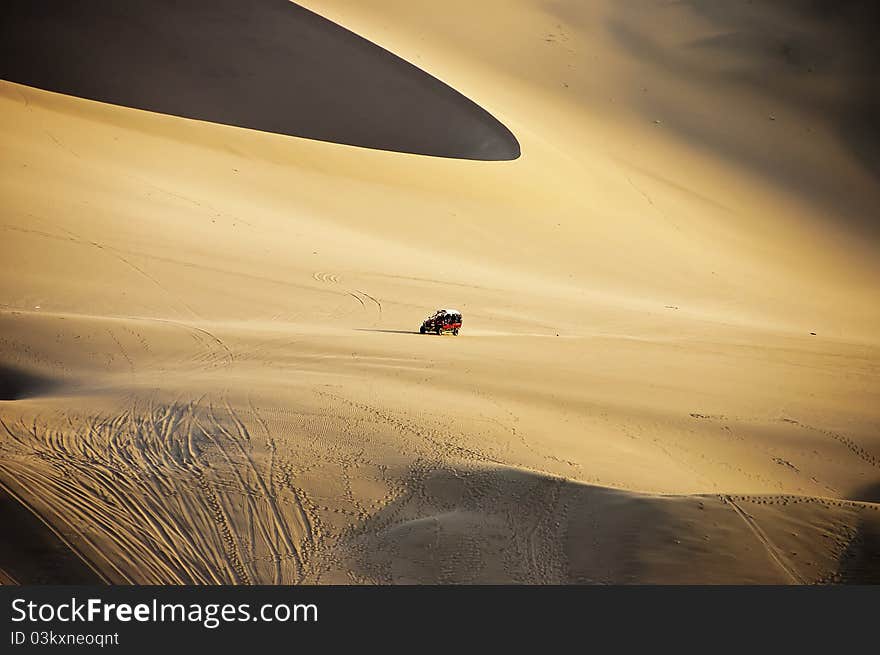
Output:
420 309 462 335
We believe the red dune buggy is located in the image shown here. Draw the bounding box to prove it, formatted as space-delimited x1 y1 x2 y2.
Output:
419 309 462 335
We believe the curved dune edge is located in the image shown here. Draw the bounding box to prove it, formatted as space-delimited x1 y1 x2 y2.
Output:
2 0 880 585
0 0 519 160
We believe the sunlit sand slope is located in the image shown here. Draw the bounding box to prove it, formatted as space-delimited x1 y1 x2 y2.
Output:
1 0 878 583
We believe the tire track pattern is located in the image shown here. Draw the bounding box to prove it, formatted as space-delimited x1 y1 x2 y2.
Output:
721 494 806 584
0 395 315 584
312 271 381 314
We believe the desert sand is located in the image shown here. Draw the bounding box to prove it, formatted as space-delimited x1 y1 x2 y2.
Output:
1 0 878 584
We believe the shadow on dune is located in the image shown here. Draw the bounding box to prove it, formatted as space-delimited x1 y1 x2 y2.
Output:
332 465 880 584
0 364 61 401
599 0 880 233
679 0 880 181
833 483 880 584
334 466 838 584
835 524 880 584
849 481 880 505
0 1 519 161
0 483 104 584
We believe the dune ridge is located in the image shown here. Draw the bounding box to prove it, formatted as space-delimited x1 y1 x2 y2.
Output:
1 0 879 583
1 0 519 160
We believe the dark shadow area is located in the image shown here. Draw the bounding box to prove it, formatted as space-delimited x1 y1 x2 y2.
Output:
336 466 807 584
0 1 520 160
849 481 880 505
834 511 880 584
679 0 880 181
337 466 625 584
0 483 104 584
338 464 880 583
596 0 880 234
0 364 61 400
806 482 880 583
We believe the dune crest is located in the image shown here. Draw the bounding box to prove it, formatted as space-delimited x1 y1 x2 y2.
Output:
1 0 879 583
0 1 519 160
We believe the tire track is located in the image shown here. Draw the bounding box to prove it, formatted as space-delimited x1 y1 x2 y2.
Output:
0 568 19 585
21 215 200 320
721 494 806 584
142 317 234 369
356 290 382 314
218 396 310 582
311 271 380 315
312 271 341 284
0 399 281 584
61 402 230 583
519 478 565 582
207 401 286 583
90 241 200 319
191 325 234 366
105 327 135 373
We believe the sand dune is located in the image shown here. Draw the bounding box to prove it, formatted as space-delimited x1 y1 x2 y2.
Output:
1 0 879 583
1 1 519 160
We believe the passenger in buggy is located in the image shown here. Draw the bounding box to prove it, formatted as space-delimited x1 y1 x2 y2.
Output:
419 309 462 336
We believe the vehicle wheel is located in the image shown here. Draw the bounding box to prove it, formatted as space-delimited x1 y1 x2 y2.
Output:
453 328 459 336
419 325 425 334
436 327 442 336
